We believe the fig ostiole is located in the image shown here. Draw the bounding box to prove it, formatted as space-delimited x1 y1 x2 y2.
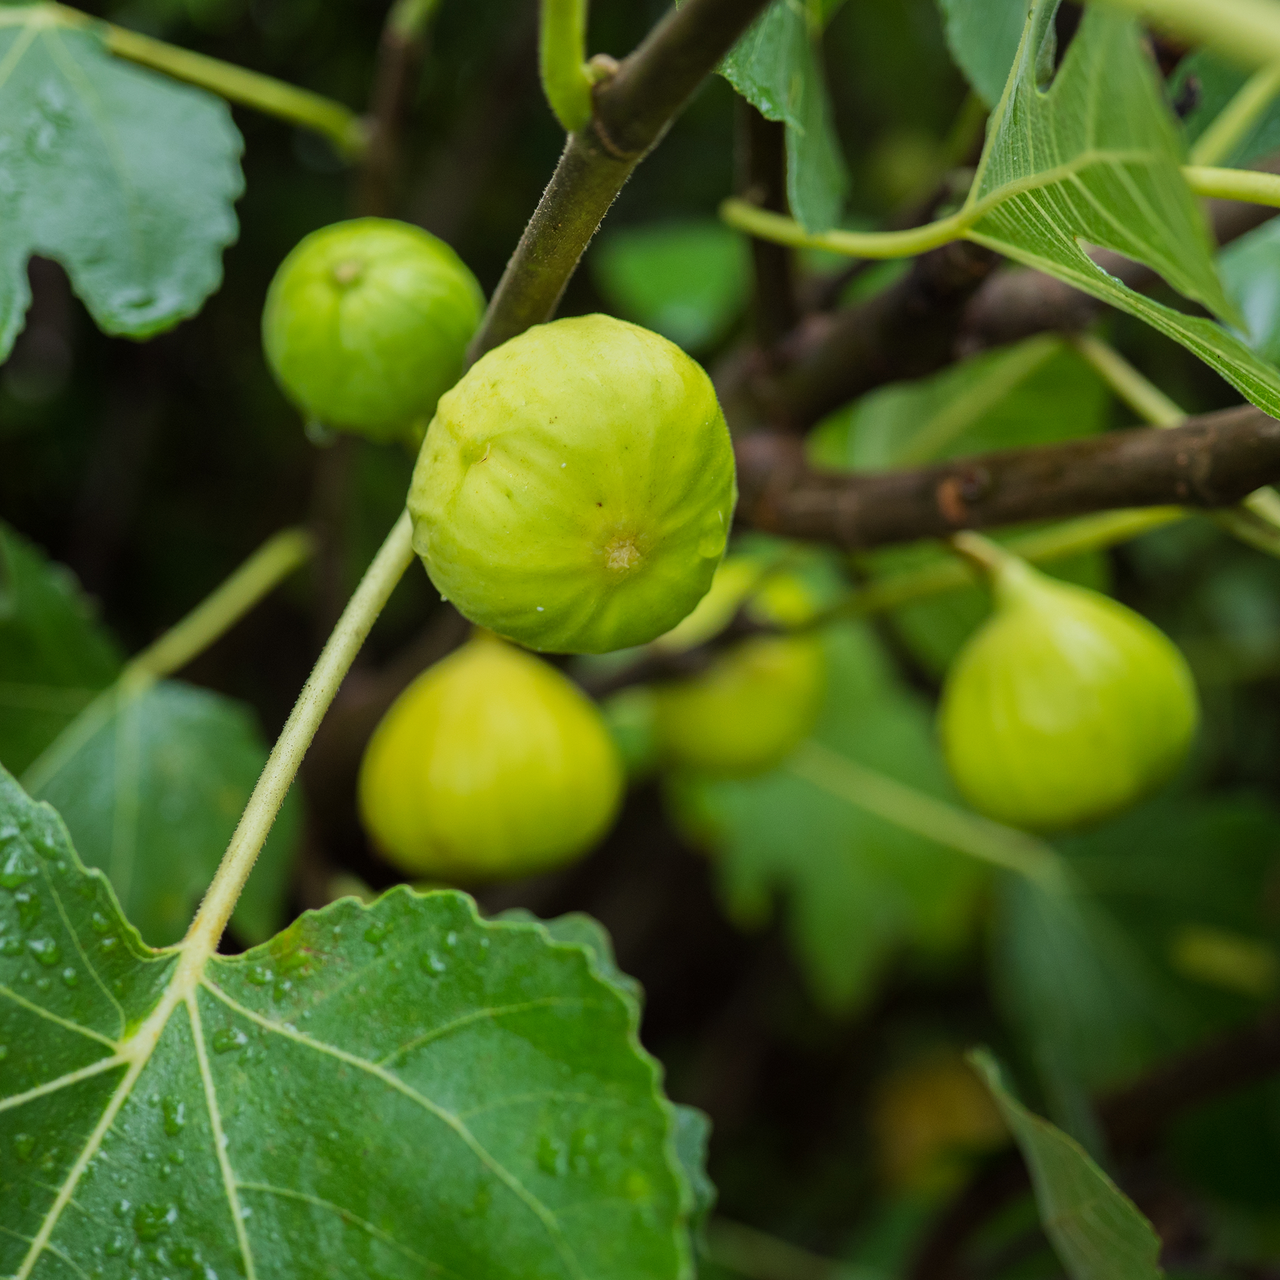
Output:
938 532 1199 833
358 631 623 881
650 554 826 777
262 217 484 444
408 314 738 655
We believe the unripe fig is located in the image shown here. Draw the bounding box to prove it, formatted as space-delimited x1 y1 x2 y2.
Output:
651 556 825 776
938 537 1198 832
262 218 484 443
358 632 623 880
408 314 737 654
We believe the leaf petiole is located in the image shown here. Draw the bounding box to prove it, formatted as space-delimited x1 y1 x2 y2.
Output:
182 510 415 964
1189 63 1280 167
540 0 597 133
22 526 314 796
41 2 368 156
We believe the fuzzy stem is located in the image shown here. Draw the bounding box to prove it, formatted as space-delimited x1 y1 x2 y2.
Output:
540 0 594 132
182 511 415 962
1189 64 1280 166
42 4 367 156
1183 164 1280 208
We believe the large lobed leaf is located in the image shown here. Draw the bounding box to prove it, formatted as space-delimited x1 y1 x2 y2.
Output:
963 1 1280 418
0 5 243 359
0 766 700 1278
0 524 294 948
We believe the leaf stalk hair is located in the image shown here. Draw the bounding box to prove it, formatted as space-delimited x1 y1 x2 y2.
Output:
181 511 415 965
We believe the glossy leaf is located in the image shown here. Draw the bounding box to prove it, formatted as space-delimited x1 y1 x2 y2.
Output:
22 680 298 947
0 522 122 776
971 1050 1165 1280
719 0 850 233
935 0 1026 107
591 221 750 352
0 6 243 358
671 622 984 1012
964 2 1280 417
0 766 700 1278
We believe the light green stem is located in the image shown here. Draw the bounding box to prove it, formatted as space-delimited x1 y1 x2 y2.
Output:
1071 332 1280 557
790 741 1068 886
1189 64 1280 166
386 0 442 40
540 0 595 132
1092 0 1280 71
722 167 1280 260
22 527 315 796
1183 164 1280 208
46 3 366 156
182 511 415 961
1069 333 1182 426
803 508 1187 625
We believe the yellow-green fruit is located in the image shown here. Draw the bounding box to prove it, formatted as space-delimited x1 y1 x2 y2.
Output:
358 633 623 880
408 314 737 654
938 556 1198 832
651 557 825 776
263 218 484 442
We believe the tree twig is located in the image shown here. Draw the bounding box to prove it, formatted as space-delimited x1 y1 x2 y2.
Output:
734 406 1280 550
470 0 771 360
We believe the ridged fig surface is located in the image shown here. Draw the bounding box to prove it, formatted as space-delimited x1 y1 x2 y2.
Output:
263 217 483 441
408 315 738 654
358 633 623 880
939 557 1198 832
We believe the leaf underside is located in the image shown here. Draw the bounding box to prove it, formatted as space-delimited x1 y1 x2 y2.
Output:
966 2 1280 419
0 768 695 1279
0 7 243 359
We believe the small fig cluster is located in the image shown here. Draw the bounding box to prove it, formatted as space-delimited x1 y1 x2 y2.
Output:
938 535 1199 832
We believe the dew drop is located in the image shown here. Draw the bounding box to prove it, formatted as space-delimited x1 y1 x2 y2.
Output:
0 843 36 889
246 965 273 986
420 950 446 975
100 935 118 953
364 921 390 946
61 966 78 987
89 910 112 934
14 1133 35 1160
211 1027 248 1054
14 889 40 929
103 1232 127 1257
0 1045 7 1060
161 1097 185 1136
0 936 20 956
536 1133 568 1177
27 937 61 967
132 1202 177 1242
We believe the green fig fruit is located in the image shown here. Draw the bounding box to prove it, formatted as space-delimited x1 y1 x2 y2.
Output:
407 314 737 654
938 540 1199 832
651 556 826 776
358 632 623 880
262 218 484 443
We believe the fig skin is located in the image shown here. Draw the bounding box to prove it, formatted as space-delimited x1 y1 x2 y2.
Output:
938 554 1199 832
651 557 826 776
408 314 737 654
358 633 623 881
262 218 484 442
